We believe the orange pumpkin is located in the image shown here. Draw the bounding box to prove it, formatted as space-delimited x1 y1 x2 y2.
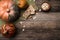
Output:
0 0 20 22
17 0 28 8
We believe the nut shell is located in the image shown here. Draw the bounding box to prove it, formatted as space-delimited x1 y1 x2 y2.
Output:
41 3 51 11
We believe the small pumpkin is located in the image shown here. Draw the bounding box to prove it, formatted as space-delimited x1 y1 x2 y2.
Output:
1 23 16 38
0 0 20 22
17 0 28 8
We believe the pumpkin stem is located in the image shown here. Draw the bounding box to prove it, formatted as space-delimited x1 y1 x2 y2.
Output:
3 25 8 34
7 9 10 13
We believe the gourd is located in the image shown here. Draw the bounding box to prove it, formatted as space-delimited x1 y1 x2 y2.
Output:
1 23 16 38
15 0 28 8
0 0 20 22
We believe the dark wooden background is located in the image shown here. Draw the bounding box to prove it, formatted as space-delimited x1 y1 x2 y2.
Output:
0 0 60 40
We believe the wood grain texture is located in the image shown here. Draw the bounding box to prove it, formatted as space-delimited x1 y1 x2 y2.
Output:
14 12 60 40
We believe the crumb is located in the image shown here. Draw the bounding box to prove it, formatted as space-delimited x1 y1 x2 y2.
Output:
22 29 25 31
19 22 23 24
33 16 36 20
39 9 41 12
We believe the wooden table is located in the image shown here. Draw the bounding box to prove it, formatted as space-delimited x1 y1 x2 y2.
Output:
0 0 60 40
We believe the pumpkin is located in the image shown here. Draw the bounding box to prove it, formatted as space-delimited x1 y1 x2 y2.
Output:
0 0 20 22
1 23 16 38
16 0 28 8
